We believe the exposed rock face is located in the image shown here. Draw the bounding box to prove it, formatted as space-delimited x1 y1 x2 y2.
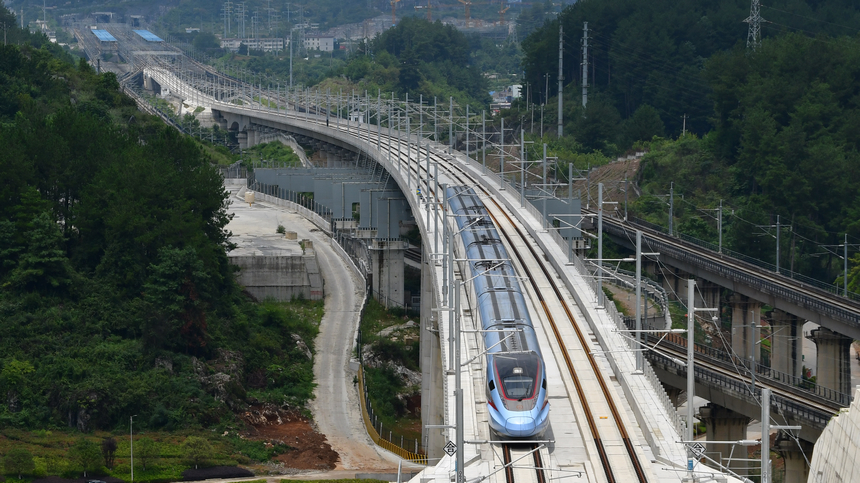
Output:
292 333 312 360
6 391 19 413
155 356 174 373
192 350 247 411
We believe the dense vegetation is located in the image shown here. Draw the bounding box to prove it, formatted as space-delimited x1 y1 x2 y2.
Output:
359 300 420 440
330 18 490 107
510 0 860 290
629 34 860 289
522 0 860 137
0 6 321 439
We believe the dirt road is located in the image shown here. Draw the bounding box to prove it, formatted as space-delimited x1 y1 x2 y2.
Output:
227 184 406 473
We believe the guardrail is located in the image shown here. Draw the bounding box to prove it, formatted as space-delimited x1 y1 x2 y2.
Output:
647 350 835 429
625 214 860 302
358 365 428 463
625 319 854 407
600 220 860 332
462 155 688 455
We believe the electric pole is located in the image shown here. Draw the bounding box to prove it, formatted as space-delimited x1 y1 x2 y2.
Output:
557 23 563 137
744 0 763 51
581 22 589 109
669 182 674 236
221 1 233 38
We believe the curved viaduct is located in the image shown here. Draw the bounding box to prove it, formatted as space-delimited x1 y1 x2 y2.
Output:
138 64 797 483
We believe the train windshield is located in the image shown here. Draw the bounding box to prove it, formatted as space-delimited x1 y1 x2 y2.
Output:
494 353 541 400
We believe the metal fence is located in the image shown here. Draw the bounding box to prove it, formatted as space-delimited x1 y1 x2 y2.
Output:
358 366 428 463
647 350 835 428
625 320 854 407
626 215 860 304
218 162 247 179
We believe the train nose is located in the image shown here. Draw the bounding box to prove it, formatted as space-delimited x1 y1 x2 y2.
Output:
505 416 536 437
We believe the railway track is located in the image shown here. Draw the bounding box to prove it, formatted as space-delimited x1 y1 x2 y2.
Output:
282 110 653 482
501 443 547 483
588 209 860 331
647 333 840 416
139 81 653 480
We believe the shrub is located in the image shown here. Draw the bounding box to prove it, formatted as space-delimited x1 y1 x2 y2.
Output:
4 448 35 479
181 436 213 470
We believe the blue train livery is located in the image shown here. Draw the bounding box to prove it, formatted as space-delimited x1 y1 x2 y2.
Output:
447 186 550 438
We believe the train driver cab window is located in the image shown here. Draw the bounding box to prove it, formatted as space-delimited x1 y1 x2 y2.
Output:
494 353 541 401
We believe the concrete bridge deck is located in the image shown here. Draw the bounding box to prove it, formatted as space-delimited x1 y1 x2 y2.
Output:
127 62 771 482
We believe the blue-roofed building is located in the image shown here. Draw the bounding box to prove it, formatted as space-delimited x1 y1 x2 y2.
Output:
133 30 164 42
91 29 117 42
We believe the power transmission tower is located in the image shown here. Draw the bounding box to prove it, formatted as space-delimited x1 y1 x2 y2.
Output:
236 2 246 40
581 21 588 109
744 0 763 51
221 1 233 38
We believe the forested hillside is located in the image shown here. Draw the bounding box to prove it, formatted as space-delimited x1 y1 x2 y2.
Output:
517 0 860 291
324 18 491 107
0 7 320 434
522 0 860 137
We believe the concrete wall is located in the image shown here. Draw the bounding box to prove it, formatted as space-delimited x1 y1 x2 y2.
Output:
230 252 324 301
807 386 860 482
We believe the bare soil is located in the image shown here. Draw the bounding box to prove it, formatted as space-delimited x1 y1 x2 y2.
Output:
239 403 339 471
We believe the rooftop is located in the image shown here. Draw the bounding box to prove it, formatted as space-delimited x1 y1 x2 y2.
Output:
91 29 117 42
133 30 163 42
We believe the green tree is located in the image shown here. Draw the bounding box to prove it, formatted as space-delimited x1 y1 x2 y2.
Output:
192 32 221 52
136 437 158 471
4 448 35 479
69 439 102 477
622 104 665 146
7 212 73 294
141 246 212 352
836 253 860 294
573 97 622 154
182 436 212 469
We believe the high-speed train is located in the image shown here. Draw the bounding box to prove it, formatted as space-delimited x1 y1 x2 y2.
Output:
447 186 549 438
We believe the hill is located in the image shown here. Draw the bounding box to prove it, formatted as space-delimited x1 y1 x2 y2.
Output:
0 5 320 441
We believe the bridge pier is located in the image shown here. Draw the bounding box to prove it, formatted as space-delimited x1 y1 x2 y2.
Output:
420 251 444 461
807 326 853 397
700 403 750 475
660 266 685 301
768 309 803 379
696 279 721 315
369 239 408 309
731 294 762 364
776 431 813 483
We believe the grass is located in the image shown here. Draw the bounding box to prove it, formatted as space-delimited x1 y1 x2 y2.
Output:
244 141 302 167
0 428 275 482
359 299 422 443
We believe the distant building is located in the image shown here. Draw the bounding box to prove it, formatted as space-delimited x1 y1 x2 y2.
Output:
303 35 334 52
221 37 285 53
185 27 200 33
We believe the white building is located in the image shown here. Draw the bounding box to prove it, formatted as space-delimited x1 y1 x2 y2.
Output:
220 37 285 53
303 35 334 52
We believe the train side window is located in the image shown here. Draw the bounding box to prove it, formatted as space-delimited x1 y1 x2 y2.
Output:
489 380 496 391
542 379 546 390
